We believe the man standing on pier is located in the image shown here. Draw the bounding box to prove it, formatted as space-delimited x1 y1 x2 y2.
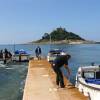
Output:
35 46 42 60
52 53 71 88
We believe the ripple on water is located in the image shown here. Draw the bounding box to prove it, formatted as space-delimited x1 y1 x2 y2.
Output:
0 63 28 100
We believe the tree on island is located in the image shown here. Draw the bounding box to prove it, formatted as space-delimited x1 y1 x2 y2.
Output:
41 27 85 42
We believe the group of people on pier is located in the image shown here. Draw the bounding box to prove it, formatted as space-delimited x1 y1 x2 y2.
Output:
1 46 71 89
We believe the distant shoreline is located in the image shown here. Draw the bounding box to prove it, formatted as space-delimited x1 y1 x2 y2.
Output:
29 40 99 45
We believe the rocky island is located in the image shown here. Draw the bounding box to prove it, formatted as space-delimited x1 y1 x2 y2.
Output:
32 27 96 44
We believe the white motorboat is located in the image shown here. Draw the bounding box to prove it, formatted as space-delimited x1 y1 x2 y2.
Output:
47 49 66 62
75 65 100 100
13 49 30 62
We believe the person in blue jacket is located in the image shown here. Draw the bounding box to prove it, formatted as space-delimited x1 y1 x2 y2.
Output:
35 46 42 60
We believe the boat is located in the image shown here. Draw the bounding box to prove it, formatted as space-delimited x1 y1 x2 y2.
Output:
75 65 100 100
12 49 30 62
47 49 66 62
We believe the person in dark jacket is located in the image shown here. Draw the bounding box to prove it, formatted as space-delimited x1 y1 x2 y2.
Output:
52 53 71 88
3 48 9 64
0 50 3 59
35 46 42 60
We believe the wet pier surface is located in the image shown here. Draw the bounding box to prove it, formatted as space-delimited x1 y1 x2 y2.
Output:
23 59 88 100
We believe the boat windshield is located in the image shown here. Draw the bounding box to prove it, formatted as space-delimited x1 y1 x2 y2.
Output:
83 72 95 79
49 49 63 55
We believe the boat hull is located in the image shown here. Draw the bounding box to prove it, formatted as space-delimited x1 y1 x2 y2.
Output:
75 66 100 100
13 54 29 62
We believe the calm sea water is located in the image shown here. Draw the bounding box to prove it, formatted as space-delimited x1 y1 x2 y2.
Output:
0 44 100 100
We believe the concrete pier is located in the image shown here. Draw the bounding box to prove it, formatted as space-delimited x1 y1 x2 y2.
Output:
23 59 88 100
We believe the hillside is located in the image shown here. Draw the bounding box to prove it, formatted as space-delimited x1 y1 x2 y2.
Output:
34 27 86 44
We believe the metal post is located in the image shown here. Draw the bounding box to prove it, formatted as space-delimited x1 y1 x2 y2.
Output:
50 34 51 49
13 42 16 55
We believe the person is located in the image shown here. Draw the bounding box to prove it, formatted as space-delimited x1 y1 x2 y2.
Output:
52 53 71 88
4 48 9 58
3 48 9 64
35 46 42 60
0 50 3 59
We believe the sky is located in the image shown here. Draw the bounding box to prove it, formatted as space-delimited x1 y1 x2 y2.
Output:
0 0 100 44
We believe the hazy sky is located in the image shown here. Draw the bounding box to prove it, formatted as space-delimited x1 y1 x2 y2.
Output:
0 0 100 44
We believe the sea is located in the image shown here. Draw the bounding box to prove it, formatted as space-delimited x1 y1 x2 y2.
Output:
0 44 100 100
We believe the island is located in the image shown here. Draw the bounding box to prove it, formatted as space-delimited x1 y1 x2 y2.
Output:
32 27 96 44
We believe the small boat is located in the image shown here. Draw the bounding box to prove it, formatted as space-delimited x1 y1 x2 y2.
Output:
75 65 100 100
47 49 66 62
13 49 30 62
